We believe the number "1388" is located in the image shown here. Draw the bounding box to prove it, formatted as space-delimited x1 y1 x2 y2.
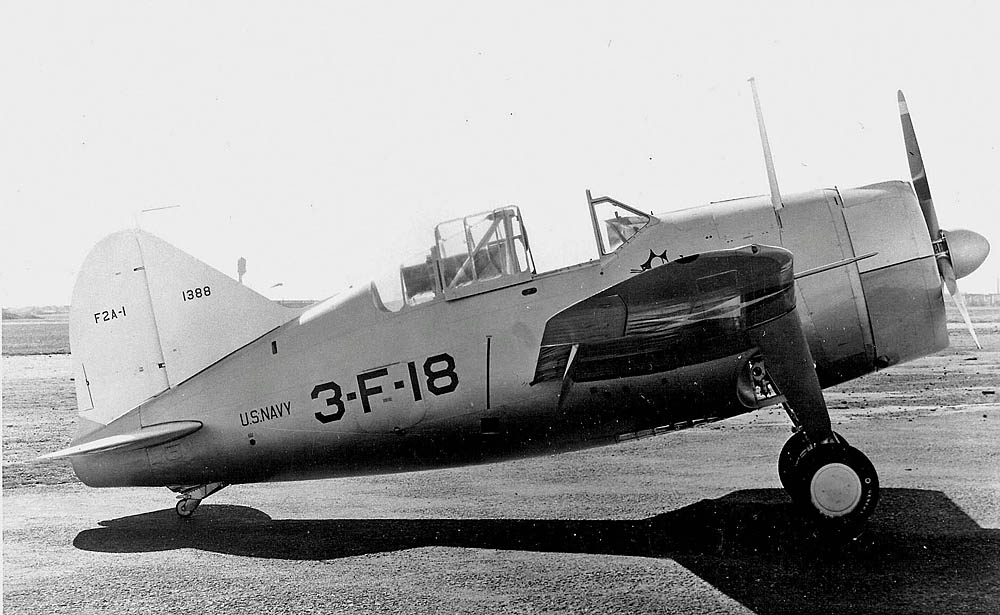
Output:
181 286 211 301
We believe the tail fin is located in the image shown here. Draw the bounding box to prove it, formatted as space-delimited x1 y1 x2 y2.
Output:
70 229 297 434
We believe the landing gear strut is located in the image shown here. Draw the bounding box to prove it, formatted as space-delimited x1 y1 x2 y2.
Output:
748 305 880 534
170 482 227 518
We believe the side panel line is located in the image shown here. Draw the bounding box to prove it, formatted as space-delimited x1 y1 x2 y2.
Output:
829 187 876 361
485 335 492 410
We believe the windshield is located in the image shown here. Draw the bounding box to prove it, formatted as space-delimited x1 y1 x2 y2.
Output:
587 192 654 255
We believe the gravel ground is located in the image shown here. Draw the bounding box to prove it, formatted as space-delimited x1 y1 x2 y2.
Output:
3 323 998 614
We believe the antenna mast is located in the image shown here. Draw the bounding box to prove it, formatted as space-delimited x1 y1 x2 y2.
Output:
749 77 784 225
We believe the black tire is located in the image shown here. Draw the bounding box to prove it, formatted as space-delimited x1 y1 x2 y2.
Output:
793 443 879 531
777 430 810 494
175 498 198 518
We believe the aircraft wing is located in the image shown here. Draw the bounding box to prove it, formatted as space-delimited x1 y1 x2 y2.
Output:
533 245 795 385
37 421 203 460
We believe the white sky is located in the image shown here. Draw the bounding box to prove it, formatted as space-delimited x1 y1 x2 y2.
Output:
3 1 998 306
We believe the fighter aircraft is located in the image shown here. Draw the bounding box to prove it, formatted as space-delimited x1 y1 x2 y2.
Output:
41 89 989 536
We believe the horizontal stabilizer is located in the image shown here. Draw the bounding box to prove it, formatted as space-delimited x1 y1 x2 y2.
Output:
37 421 202 460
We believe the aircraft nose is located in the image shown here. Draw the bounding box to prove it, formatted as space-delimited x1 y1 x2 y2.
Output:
945 229 991 279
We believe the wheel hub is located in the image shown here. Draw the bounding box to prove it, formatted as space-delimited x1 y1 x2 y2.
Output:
809 462 863 517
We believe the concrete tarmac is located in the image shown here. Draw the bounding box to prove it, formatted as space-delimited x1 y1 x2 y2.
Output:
4 332 999 614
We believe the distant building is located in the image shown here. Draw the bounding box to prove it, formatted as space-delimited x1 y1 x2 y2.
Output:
966 294 1000 307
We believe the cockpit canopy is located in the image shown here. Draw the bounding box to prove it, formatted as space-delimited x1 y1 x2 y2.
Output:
372 194 655 312
374 206 535 311
435 207 535 295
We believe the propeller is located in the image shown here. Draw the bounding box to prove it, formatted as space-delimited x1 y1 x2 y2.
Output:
898 91 990 349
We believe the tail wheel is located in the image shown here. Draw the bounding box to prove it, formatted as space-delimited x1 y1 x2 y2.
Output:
794 443 879 528
175 498 200 518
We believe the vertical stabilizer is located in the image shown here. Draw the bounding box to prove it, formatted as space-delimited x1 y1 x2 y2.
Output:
70 229 297 433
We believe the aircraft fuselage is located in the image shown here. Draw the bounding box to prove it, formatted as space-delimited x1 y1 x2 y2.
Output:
71 179 946 488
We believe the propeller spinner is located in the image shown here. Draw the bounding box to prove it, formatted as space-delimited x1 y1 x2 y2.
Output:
898 91 990 349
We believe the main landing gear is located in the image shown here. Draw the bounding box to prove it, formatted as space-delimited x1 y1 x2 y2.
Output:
777 423 879 532
170 482 227 518
747 307 880 535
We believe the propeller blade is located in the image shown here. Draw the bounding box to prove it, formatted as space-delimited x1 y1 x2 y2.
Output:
940 255 959 297
947 283 983 350
898 92 987 351
940 254 982 349
898 91 941 243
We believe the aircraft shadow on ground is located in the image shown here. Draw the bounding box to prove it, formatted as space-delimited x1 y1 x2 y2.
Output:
75 488 998 614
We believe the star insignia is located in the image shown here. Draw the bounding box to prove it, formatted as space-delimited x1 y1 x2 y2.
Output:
634 249 669 272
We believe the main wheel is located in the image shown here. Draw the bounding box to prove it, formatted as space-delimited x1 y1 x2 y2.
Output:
793 443 879 530
778 430 850 494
